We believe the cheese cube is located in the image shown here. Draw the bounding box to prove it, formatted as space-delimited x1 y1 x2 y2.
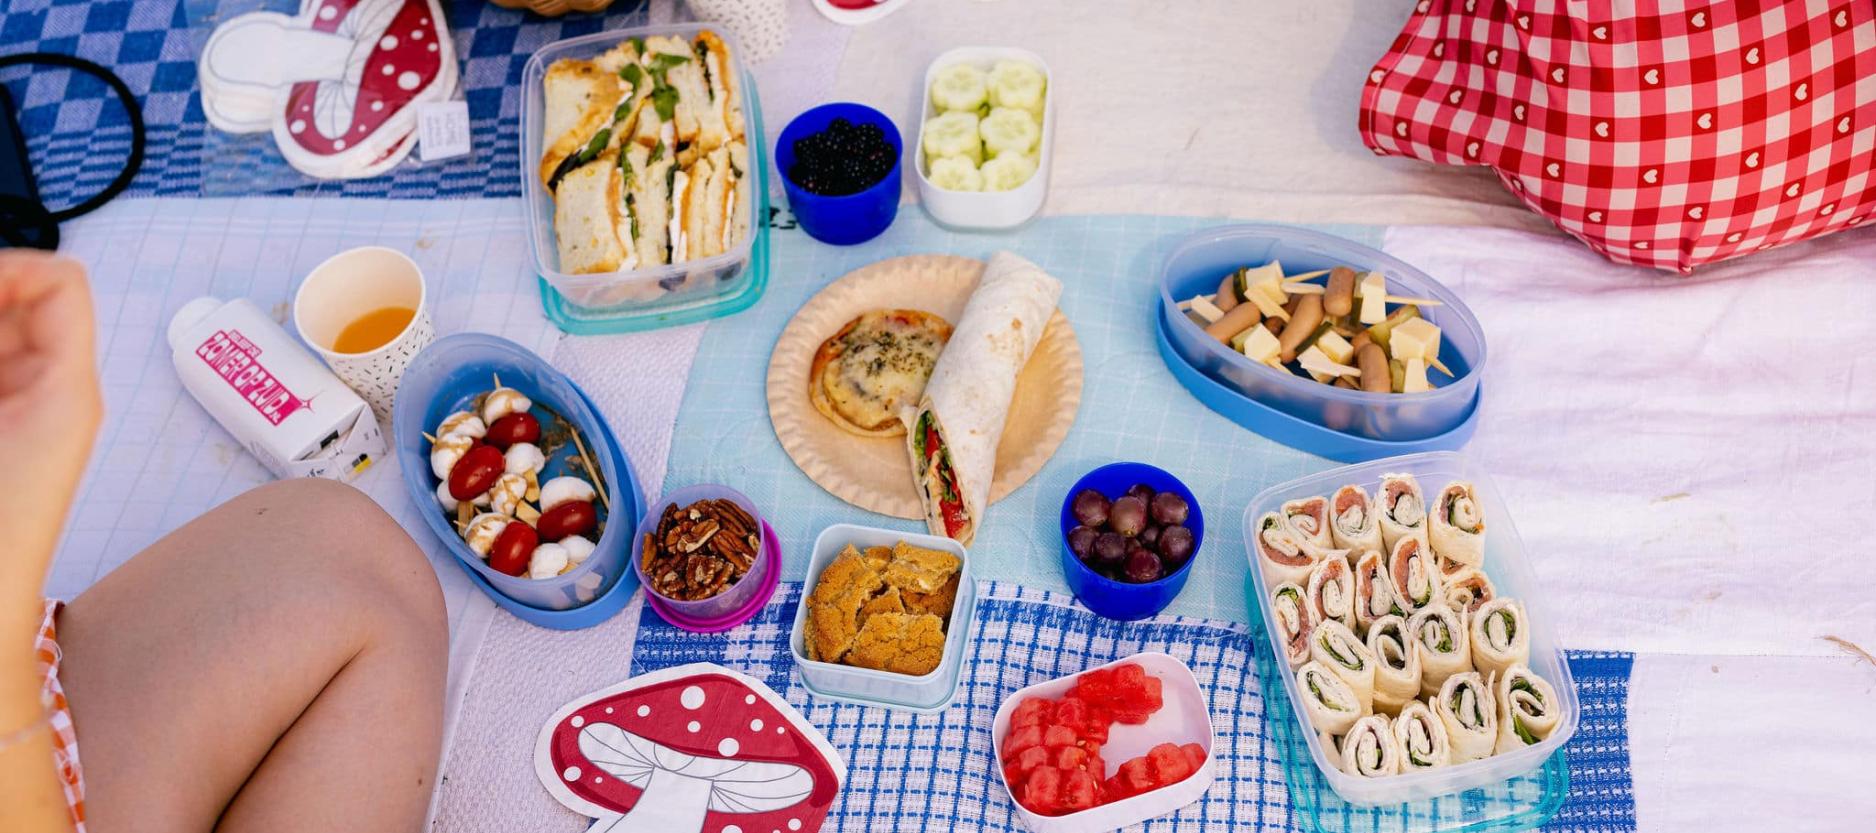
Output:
1189 294 1226 325
1389 318 1442 362
1298 345 1358 379
1239 324 1282 365
1402 357 1431 393
1358 271 1387 324
1314 331 1355 365
1241 262 1290 319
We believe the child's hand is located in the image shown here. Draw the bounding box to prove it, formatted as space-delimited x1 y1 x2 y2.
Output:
0 252 100 622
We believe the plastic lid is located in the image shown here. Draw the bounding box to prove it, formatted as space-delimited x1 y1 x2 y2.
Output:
167 297 225 351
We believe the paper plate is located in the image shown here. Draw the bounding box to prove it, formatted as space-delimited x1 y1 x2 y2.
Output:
767 254 1082 520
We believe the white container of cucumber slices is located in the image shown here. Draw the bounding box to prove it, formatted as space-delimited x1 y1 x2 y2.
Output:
914 46 1054 231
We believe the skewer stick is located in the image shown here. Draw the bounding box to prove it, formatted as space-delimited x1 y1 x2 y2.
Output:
1278 283 1445 307
422 431 439 444
1279 269 1332 284
1428 356 1455 377
492 372 503 389
566 422 612 513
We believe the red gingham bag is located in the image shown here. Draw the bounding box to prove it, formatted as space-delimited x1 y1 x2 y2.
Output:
1360 0 1876 273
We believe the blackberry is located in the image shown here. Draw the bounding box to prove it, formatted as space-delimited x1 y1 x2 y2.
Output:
788 117 897 196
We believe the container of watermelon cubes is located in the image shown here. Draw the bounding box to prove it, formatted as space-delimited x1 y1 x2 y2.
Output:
990 653 1216 832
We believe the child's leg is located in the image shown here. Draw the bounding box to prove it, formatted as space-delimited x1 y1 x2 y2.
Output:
53 477 447 833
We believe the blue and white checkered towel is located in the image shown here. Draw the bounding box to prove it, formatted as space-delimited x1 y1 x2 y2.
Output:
632 581 1635 832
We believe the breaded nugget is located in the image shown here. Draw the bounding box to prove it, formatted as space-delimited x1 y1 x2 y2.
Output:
805 549 884 663
902 574 960 624
884 541 961 593
861 545 894 572
859 585 905 625
845 612 947 676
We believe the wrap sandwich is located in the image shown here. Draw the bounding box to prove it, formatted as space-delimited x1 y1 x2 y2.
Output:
903 252 1063 545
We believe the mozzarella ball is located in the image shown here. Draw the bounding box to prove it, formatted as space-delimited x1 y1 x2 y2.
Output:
528 543 571 579
481 387 533 424
463 513 509 558
430 434 475 480
435 481 459 512
489 473 529 516
438 411 487 441
539 476 596 512
504 442 546 476
560 535 597 567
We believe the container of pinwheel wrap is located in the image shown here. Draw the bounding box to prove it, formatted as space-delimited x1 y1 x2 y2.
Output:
1242 451 1577 824
522 23 770 334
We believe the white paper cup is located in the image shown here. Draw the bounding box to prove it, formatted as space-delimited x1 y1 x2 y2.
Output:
292 246 436 420
686 0 787 63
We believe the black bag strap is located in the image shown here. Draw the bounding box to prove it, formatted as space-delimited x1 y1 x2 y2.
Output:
0 52 146 249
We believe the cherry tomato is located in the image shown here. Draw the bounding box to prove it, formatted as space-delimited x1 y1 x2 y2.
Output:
536 499 597 541
487 521 538 577
485 412 542 450
447 444 505 500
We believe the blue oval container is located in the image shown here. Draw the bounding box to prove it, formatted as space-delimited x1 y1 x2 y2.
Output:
392 333 645 630
776 102 902 246
1058 462 1205 621
1157 224 1486 443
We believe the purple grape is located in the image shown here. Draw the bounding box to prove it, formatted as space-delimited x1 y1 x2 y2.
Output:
1150 492 1190 526
1126 483 1156 504
1068 525 1098 557
1123 549 1164 583
1072 489 1111 528
1158 525 1195 568
1138 525 1161 548
1109 495 1148 537
1092 532 1127 566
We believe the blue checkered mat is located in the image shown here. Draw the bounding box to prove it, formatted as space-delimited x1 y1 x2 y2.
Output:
631 582 1635 833
0 0 645 205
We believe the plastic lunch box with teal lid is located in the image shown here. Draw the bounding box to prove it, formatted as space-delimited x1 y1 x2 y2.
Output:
521 23 770 334
1242 452 1579 815
788 524 978 712
392 333 645 630
1157 224 1485 443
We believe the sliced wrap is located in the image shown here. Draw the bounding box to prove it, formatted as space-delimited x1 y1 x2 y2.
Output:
903 252 1062 546
1306 555 1355 632
1255 511 1319 588
1378 473 1429 553
1436 671 1498 763
1494 663 1561 754
1392 700 1451 770
1429 480 1485 568
1365 614 1422 715
1470 597 1531 678
1330 484 1384 553
1440 567 1496 615
1340 714 1400 777
1408 604 1472 697
1310 620 1376 715
1352 549 1399 634
1282 495 1333 550
1388 536 1441 614
1296 660 1362 736
1271 581 1317 669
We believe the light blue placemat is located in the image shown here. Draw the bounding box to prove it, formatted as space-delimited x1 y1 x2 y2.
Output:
663 213 1386 624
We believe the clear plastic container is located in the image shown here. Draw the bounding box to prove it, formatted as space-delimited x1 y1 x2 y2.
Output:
788 524 977 712
392 334 632 612
1158 225 1485 442
1242 452 1578 810
521 24 771 332
914 46 1054 230
988 653 1217 833
630 484 774 619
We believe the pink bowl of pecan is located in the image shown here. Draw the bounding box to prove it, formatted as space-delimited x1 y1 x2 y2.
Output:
631 484 776 620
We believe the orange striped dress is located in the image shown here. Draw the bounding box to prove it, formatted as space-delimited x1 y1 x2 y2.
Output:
33 600 86 832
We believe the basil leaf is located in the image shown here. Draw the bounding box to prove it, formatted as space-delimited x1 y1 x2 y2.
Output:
620 63 644 86
651 85 679 122
649 53 691 71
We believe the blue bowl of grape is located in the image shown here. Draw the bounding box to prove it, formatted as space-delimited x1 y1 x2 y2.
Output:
1058 462 1204 621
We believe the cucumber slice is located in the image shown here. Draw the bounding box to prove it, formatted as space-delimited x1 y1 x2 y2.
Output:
979 107 1040 159
930 63 988 113
927 155 983 192
980 153 1037 192
921 111 983 166
987 60 1046 114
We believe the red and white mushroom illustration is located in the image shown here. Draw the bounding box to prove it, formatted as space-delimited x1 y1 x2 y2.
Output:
536 663 847 833
279 0 453 175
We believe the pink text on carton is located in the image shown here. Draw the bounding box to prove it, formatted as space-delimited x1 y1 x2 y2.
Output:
196 329 307 425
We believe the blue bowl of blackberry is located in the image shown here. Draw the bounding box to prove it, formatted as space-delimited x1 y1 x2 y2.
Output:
776 102 902 246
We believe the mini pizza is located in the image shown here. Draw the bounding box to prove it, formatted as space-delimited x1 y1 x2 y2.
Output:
809 309 952 438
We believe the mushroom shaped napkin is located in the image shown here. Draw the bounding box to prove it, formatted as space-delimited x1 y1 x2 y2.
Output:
536 663 847 833
198 0 458 179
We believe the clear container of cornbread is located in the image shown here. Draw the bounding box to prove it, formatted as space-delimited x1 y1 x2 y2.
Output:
789 524 978 713
521 24 770 334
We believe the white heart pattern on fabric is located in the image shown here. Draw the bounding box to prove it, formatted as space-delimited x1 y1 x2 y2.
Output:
1746 151 1761 168
1747 48 1761 65
1465 0 1476 12
1691 11 1707 28
1517 14 1530 30
1593 25 1608 40
1514 104 1527 121
1417 0 1430 13
1688 205 1704 219
1796 82 1809 101
1643 168 1659 184
1595 121 1610 137
1396 121 1409 137
1726 232 1743 243
1552 66 1566 83
1467 140 1481 158
1645 68 1661 85
1635 241 1650 249
1433 43 1445 59
1836 10 1849 28
1449 89 1463 104
1821 203 1835 215
1371 69 1386 83
1487 48 1499 65
1697 112 1713 130
1786 183 1802 197
1546 162 1561 177
1840 116 1853 134
1588 210 1604 222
